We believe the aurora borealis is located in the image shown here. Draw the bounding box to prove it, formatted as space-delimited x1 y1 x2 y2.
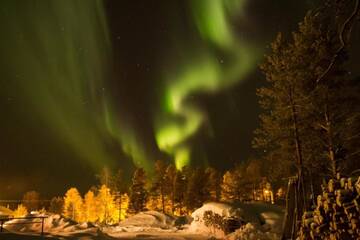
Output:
0 0 321 198
155 0 260 169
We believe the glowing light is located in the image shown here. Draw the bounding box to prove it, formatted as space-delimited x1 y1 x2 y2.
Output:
174 148 190 170
0 1 152 170
155 0 260 169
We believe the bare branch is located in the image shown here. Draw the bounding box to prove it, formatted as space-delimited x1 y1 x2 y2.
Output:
316 0 360 84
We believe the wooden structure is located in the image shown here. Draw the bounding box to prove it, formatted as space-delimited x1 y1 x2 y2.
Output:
0 216 48 236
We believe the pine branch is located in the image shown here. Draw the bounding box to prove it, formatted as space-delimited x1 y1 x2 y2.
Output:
316 0 360 84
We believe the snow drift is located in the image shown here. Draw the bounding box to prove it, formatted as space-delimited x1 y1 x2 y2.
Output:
119 211 175 229
4 214 94 233
188 202 284 239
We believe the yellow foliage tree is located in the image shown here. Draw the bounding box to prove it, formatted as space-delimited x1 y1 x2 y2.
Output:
221 170 243 202
83 190 98 222
97 185 116 224
63 187 83 222
113 193 129 222
13 204 28 217
146 195 162 212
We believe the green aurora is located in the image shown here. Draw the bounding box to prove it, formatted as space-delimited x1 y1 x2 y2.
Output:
0 0 150 170
155 0 259 169
0 0 259 172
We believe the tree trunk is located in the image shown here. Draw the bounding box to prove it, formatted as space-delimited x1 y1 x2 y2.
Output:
324 102 337 177
282 177 297 240
289 87 306 210
161 186 165 213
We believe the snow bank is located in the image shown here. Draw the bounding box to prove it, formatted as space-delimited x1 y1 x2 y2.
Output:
188 202 284 239
118 211 175 229
4 214 90 233
188 202 247 238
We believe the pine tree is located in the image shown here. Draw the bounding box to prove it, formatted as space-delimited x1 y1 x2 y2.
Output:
111 168 129 221
185 167 209 211
173 169 187 215
114 193 129 221
245 159 263 200
63 187 83 222
221 164 250 202
150 160 167 212
221 170 242 202
254 5 360 182
112 168 127 194
128 167 147 214
205 167 221 202
164 164 176 213
254 3 360 237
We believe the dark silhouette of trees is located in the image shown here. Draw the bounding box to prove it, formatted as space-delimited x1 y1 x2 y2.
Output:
128 167 148 214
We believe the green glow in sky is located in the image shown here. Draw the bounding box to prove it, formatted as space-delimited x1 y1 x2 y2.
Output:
155 0 259 169
1 0 150 170
1 0 260 172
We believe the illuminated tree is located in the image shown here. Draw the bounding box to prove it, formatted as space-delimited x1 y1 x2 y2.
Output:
221 167 246 202
63 187 83 222
83 190 98 222
110 169 129 222
22 191 40 211
114 193 129 221
245 159 263 200
13 204 28 217
97 185 116 224
205 167 221 202
146 195 162 212
128 167 147 214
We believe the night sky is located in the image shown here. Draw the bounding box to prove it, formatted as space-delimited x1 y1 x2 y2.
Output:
0 0 322 199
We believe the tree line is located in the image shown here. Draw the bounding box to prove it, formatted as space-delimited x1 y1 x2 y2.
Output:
8 159 273 224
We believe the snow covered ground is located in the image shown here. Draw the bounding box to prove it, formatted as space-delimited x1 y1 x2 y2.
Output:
188 202 284 240
0 202 284 240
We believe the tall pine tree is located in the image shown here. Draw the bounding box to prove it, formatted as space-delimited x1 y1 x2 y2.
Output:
128 167 147 214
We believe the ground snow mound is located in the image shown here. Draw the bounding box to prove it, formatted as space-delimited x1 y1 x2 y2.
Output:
4 214 88 233
188 202 283 239
188 202 244 237
119 211 175 229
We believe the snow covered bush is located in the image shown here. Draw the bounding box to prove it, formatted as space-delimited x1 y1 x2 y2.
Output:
203 210 244 234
